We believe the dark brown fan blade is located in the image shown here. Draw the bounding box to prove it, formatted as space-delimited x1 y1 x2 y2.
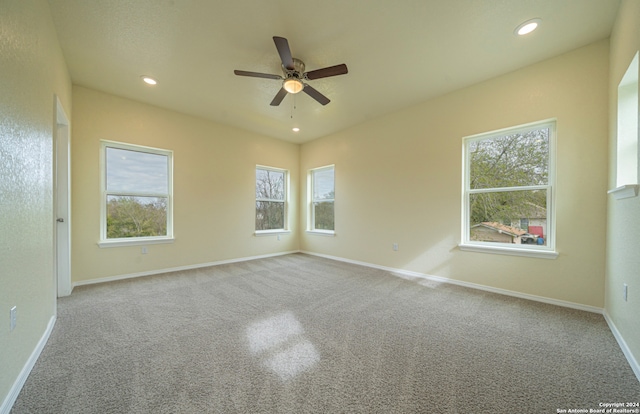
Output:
234 70 282 80
305 64 348 80
303 84 330 105
270 87 288 106
273 36 294 70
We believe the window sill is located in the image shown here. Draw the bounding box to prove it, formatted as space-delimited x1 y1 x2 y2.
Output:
458 243 558 259
254 230 291 237
306 230 335 237
608 184 639 200
98 237 175 248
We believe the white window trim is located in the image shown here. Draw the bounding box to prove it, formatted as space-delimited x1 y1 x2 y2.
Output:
608 184 639 200
308 165 335 234
611 51 639 196
99 236 175 248
255 165 289 234
306 229 336 237
460 120 557 259
254 230 291 237
458 243 558 259
98 140 173 247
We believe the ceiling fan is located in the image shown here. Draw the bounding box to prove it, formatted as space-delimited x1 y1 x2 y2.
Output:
234 36 348 106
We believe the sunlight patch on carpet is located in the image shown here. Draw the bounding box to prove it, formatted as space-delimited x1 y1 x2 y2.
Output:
246 311 319 381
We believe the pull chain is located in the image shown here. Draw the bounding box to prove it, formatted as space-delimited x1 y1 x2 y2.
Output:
291 94 297 119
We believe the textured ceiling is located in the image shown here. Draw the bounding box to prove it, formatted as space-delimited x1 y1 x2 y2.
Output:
49 0 620 143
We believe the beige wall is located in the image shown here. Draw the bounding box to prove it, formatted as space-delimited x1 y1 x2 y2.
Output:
0 0 72 408
606 0 640 374
301 40 609 308
71 86 299 283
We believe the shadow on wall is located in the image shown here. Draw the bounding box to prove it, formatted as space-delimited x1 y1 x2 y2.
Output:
396 235 458 279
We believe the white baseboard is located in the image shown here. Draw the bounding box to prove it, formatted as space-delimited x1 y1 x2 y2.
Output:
603 311 640 383
73 250 301 288
1 315 56 414
301 251 603 314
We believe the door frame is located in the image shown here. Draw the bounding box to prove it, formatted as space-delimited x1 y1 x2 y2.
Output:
55 95 71 297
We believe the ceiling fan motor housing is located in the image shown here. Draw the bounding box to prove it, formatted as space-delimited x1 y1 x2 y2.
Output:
283 58 306 79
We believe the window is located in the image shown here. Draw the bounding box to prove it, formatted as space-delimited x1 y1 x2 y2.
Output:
255 166 288 232
610 51 639 200
309 165 335 233
100 141 173 246
461 121 556 258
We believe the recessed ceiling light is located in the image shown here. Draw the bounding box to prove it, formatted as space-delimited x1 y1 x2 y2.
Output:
515 18 541 36
141 76 158 85
292 127 300 132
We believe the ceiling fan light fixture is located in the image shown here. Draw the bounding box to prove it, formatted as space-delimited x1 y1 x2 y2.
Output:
515 18 541 36
283 77 304 94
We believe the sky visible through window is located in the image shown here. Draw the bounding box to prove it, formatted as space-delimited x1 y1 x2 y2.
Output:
106 147 168 194
256 168 285 200
314 168 334 199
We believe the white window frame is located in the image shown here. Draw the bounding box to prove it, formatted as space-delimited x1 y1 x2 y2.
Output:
255 165 289 235
459 120 558 259
99 140 174 248
308 165 335 235
609 51 639 200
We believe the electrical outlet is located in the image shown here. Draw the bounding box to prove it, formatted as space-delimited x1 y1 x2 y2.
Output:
392 243 399 251
277 234 281 241
623 283 628 302
141 246 148 255
10 306 17 331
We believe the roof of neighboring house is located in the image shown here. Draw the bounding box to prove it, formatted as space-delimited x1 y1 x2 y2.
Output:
472 222 527 237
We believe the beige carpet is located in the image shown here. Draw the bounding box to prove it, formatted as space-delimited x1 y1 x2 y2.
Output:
11 253 640 413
